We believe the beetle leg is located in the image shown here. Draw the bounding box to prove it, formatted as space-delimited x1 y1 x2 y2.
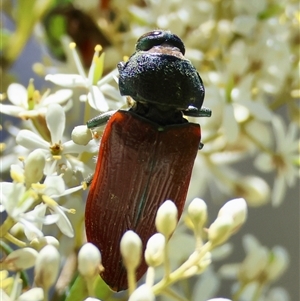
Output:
183 106 212 118
83 173 94 188
198 142 204 150
87 110 117 129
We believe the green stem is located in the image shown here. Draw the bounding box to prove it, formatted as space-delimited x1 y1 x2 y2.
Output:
84 99 92 124
152 241 212 294
4 232 27 248
85 276 95 297
252 283 264 301
161 287 189 301
145 267 155 287
163 239 171 279
127 267 137 296
232 283 248 301
43 287 49 301
0 217 16 237
3 0 53 65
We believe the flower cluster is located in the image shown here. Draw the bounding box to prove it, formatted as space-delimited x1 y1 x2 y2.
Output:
1 0 298 301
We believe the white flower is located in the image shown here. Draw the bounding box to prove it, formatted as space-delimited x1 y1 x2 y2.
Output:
219 234 290 298
0 181 37 221
45 43 122 112
254 116 299 206
32 175 79 238
0 80 72 118
1 154 80 239
16 103 97 178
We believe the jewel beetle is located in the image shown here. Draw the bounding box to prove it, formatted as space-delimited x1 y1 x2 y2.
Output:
85 30 211 291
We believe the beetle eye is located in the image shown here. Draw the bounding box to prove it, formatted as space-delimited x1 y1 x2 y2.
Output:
151 30 163 36
135 30 185 55
137 30 162 43
136 30 164 51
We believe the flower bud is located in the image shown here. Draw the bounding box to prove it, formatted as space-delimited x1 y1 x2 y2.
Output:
155 200 178 238
72 125 93 145
128 284 155 301
218 198 247 233
187 198 207 230
34 245 60 290
78 243 102 278
4 248 38 271
208 215 234 246
120 231 142 270
235 176 270 206
24 149 46 186
83 298 102 301
145 233 165 267
30 236 60 250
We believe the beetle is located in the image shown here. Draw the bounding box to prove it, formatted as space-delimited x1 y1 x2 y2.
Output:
85 30 211 291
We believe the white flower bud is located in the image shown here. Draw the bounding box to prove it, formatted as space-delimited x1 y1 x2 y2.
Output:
30 236 60 250
24 149 46 186
235 176 270 206
17 288 44 301
208 215 234 246
72 125 93 145
34 245 60 290
78 243 101 278
155 200 178 238
128 284 155 301
120 231 142 270
144 233 165 267
188 198 207 230
83 298 102 301
4 248 38 271
218 198 247 233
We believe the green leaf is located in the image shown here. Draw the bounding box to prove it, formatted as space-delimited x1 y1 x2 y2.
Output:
65 275 89 301
94 275 113 300
0 29 12 51
258 4 284 20
65 274 113 301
